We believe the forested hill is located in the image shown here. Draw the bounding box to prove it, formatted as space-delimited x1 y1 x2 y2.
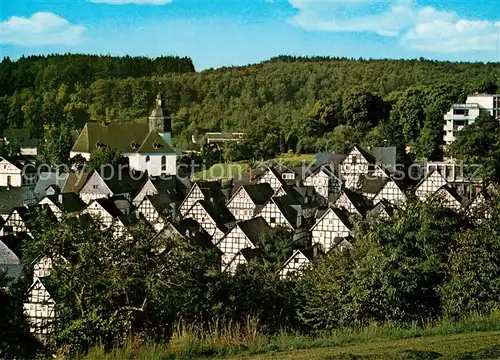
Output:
0 55 499 157
0 54 195 95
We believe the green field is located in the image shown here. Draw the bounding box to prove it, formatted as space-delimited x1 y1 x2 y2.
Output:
192 154 316 180
228 332 500 360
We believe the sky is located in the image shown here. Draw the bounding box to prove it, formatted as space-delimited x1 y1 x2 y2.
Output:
0 0 499 70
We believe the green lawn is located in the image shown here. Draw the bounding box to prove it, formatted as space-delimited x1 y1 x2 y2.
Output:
191 154 316 180
192 162 250 180
228 331 500 360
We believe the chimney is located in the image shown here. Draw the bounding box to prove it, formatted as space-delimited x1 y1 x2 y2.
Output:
58 193 63 205
312 244 318 258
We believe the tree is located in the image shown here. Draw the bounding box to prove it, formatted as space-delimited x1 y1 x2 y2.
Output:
39 123 74 167
414 106 444 160
441 217 500 318
342 88 385 129
448 114 500 182
87 147 124 171
390 87 427 144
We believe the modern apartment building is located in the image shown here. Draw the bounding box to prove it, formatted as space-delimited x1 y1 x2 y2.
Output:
443 94 500 144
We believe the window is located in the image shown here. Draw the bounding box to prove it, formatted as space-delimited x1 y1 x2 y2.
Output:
282 173 295 180
145 156 150 163
161 156 167 172
202 217 206 223
7 175 11 186
352 156 357 165
294 258 299 263
270 217 276 224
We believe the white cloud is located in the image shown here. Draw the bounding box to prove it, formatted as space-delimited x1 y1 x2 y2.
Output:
402 19 500 52
288 0 500 53
289 0 454 37
0 12 85 47
90 0 172 4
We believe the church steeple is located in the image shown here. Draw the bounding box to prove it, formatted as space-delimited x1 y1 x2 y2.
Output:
149 93 172 145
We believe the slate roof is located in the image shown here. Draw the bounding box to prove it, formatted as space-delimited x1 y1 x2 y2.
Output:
341 188 373 215
196 181 226 202
46 193 86 213
93 198 124 218
0 233 31 260
272 195 302 229
241 184 274 205
197 200 236 233
369 200 395 217
0 237 21 264
237 217 271 245
0 187 36 215
369 147 397 167
355 145 377 164
61 172 92 194
91 167 148 196
300 245 320 261
147 176 188 203
358 175 389 195
34 172 68 200
238 247 266 262
71 122 175 154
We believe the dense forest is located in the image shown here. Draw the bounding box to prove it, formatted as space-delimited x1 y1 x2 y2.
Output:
0 54 500 161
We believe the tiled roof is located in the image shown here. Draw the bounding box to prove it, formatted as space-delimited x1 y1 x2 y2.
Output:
71 122 175 154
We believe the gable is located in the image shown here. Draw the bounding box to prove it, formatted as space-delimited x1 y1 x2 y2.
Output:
311 208 350 233
180 184 205 215
0 240 20 265
0 159 22 174
227 186 254 208
79 171 113 196
374 180 406 204
335 193 360 214
416 171 448 200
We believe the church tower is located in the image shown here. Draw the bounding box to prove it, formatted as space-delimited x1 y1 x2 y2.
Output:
149 93 172 146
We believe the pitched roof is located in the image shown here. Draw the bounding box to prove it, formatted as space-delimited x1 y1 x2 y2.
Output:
369 200 395 217
355 145 377 164
0 233 31 260
46 193 86 213
197 200 236 233
272 195 302 229
61 172 92 194
341 188 373 214
92 198 124 218
196 181 225 201
0 187 36 215
300 245 320 261
90 167 147 196
358 175 389 195
71 122 175 154
237 217 271 245
240 184 274 205
369 147 397 167
238 247 266 262
0 237 21 264
150 176 188 202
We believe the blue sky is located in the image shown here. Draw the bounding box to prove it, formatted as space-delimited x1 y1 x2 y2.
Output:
1 0 499 70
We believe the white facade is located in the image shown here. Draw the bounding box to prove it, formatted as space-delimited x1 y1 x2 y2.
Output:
0 159 22 187
372 179 406 205
23 278 56 336
226 187 256 221
217 224 257 266
280 248 317 279
0 239 22 278
310 208 351 252
256 199 295 230
443 94 500 144
136 197 167 232
127 153 176 177
415 170 448 201
184 201 226 243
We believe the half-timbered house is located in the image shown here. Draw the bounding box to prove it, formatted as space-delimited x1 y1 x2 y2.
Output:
183 200 236 243
340 146 378 189
335 188 372 216
78 168 146 204
179 181 225 217
415 169 448 201
310 207 352 252
132 176 187 207
0 235 23 278
435 185 463 211
226 184 274 221
302 165 342 206
372 178 407 205
82 197 126 229
217 216 271 266
224 247 266 275
23 277 57 337
368 199 395 218
136 195 170 231
38 193 86 220
280 245 319 279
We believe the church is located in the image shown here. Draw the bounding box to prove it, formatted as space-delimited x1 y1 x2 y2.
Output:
70 94 177 176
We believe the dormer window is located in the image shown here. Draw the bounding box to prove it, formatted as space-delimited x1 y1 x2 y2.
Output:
282 173 295 180
153 142 160 149
131 141 139 150
145 156 150 163
95 141 103 149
